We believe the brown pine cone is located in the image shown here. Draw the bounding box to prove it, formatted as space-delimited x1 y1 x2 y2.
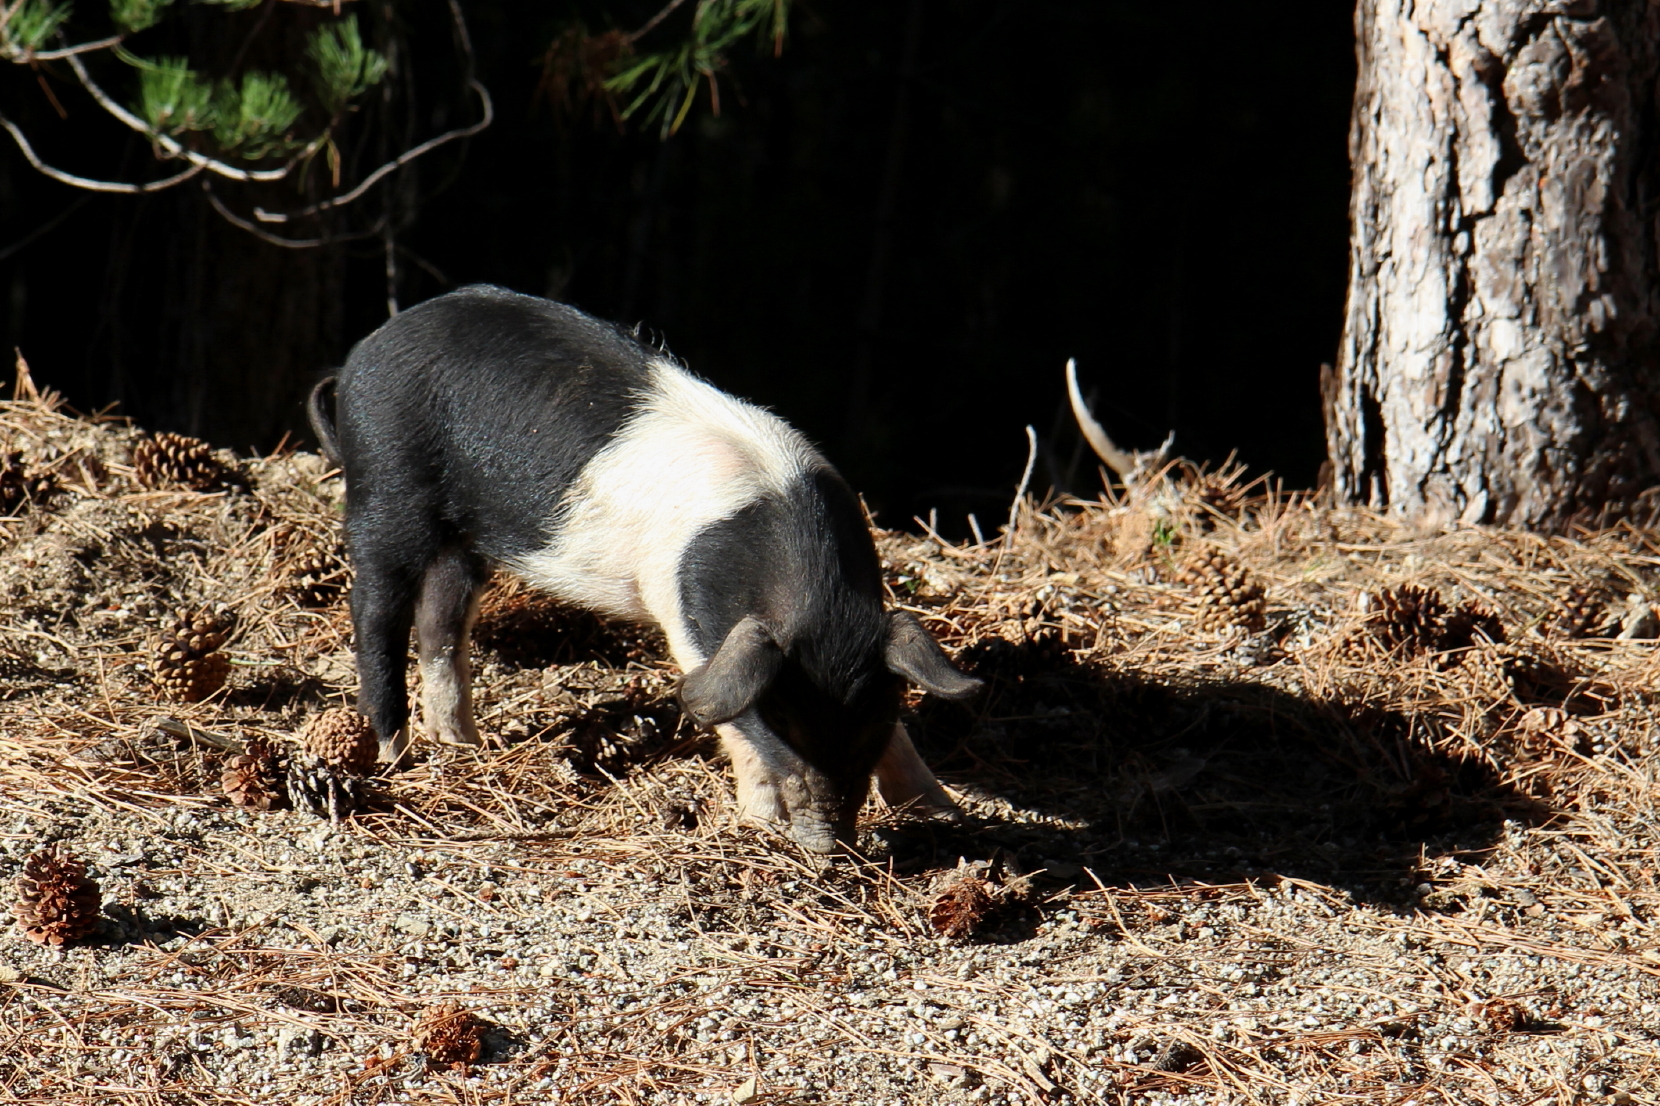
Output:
12 844 102 946
1547 584 1611 640
1184 548 1266 633
1514 706 1588 759
288 546 348 608
222 738 287 811
152 609 235 702
413 1001 485 1068
1189 472 1247 529
300 708 377 775
928 875 995 938
132 431 225 491
1441 599 1506 651
0 451 58 516
1349 584 1447 658
1473 997 1531 1034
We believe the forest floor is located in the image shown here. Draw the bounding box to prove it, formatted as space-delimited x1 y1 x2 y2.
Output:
1 374 1658 1106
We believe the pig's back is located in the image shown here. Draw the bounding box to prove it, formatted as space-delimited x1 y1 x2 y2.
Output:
337 285 656 560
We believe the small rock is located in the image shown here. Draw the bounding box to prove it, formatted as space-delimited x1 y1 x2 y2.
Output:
396 915 431 937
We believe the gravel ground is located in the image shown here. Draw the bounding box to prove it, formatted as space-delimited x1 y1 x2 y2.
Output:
2 388 1659 1104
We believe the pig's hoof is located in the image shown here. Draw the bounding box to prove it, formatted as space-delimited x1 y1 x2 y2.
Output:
376 730 413 771
424 722 482 748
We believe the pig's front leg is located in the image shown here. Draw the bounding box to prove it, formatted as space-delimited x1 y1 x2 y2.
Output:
717 722 788 825
874 724 958 815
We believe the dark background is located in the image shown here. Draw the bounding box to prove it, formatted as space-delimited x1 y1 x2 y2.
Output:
0 1 1356 534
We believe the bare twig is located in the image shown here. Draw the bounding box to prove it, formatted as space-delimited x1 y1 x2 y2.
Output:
248 79 493 224
626 0 693 44
0 112 204 193
202 181 387 249
1002 424 1038 550
20 34 124 60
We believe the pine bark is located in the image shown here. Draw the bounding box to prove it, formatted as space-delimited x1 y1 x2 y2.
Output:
1329 0 1660 528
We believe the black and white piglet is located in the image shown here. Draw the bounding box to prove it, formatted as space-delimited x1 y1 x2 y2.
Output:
308 285 980 853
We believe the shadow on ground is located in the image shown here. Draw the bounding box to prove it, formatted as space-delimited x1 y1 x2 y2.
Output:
886 635 1553 911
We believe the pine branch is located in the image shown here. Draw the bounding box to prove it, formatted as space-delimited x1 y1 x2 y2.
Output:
541 0 791 138
67 52 299 181
0 0 488 247
110 0 173 35
28 35 124 59
0 0 69 57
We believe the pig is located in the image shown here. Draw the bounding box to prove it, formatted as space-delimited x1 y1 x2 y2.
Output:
307 285 981 853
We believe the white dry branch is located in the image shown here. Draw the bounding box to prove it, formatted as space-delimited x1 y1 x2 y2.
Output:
1066 357 1176 491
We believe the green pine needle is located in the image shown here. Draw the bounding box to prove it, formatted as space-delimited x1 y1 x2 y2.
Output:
307 14 388 115
133 54 217 135
109 0 175 35
2 0 72 52
603 0 790 137
212 70 302 158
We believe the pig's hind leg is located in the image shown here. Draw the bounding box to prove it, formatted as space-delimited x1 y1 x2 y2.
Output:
415 547 488 748
348 524 431 767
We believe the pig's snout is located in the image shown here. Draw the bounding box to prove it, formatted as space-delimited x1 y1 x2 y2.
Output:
724 725 862 853
775 773 860 855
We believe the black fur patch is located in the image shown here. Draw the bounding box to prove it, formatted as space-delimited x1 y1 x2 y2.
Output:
677 468 900 780
331 285 656 741
336 285 653 562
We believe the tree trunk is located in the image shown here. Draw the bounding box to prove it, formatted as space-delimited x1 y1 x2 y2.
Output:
1329 0 1660 528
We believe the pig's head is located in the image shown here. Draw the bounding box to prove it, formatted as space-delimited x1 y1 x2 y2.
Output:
678 607 981 853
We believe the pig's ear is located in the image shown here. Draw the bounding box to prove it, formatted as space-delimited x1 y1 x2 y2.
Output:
678 616 783 728
885 610 983 700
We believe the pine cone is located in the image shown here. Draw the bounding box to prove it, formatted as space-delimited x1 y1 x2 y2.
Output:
1190 473 1247 529
0 451 58 516
152 609 234 702
1184 548 1266 633
1473 997 1530 1034
1374 583 1448 654
1457 642 1575 707
413 1001 484 1068
1346 584 1447 659
221 738 287 811
928 875 995 938
131 431 225 491
1514 706 1587 759
287 546 348 608
300 708 377 775
286 752 365 822
1441 599 1506 651
1548 584 1611 640
1152 1040 1203 1072
957 598 1068 677
12 844 101 946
